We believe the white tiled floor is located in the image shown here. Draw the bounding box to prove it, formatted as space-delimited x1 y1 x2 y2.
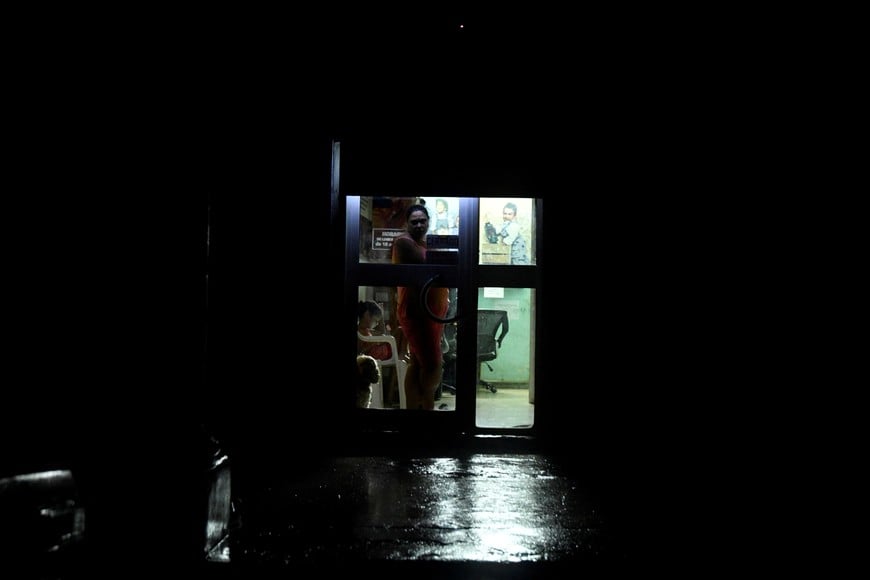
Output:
377 369 534 429
475 387 535 428
435 387 534 429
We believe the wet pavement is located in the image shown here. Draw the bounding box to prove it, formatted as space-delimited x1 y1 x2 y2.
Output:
2 439 645 578
209 451 632 577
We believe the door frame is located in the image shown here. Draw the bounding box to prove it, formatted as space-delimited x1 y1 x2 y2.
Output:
334 142 544 436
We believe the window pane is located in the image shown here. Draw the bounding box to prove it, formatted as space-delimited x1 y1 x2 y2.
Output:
359 196 461 264
476 287 535 428
479 198 536 266
357 286 403 409
357 285 458 412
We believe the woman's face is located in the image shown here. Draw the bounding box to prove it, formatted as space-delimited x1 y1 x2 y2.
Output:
407 210 429 239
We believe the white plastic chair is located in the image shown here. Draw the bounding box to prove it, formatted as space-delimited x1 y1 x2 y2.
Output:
358 333 407 409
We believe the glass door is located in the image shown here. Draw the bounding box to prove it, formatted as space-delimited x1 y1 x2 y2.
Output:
344 193 542 435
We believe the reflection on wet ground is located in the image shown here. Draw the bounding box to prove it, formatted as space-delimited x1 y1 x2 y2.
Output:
217 454 621 576
0 452 636 578
0 469 86 577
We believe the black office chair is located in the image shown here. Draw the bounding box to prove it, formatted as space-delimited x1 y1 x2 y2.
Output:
477 309 509 393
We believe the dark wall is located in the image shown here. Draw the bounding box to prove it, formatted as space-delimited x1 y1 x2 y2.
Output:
204 126 550 452
203 123 668 456
204 130 338 450
4 49 700 470
3 9 774 570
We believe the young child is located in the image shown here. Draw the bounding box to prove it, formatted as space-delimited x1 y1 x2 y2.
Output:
357 300 393 360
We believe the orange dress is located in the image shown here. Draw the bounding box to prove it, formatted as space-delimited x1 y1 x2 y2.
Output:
392 233 448 369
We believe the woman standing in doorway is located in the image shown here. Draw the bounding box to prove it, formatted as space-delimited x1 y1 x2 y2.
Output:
391 204 449 410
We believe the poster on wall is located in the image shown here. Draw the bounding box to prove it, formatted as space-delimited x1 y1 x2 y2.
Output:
479 197 534 266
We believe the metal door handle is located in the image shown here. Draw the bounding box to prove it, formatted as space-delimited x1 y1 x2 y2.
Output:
421 274 461 324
